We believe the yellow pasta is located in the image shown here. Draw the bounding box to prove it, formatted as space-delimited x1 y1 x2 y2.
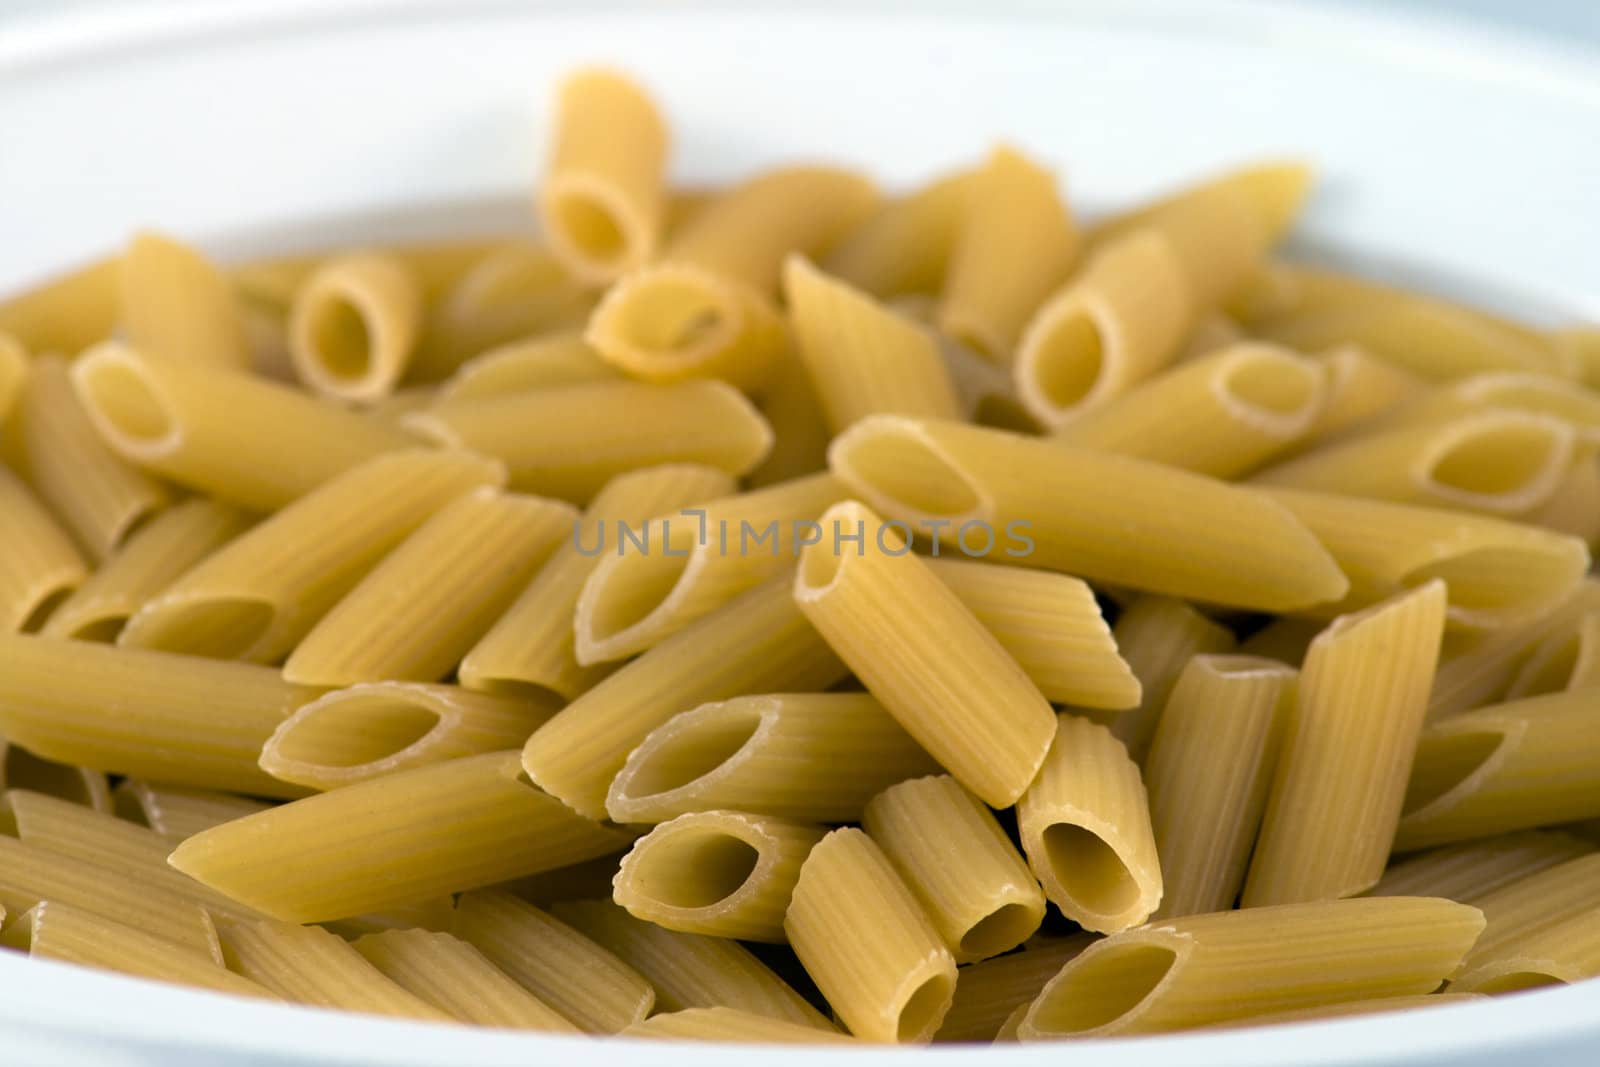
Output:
436 330 619 403
624 1007 855 1044
113 779 271 844
452 889 655 1034
933 936 1095 1043
784 828 957 1042
1509 608 1600 697
1050 342 1326 478
1451 853 1600 979
746 343 832 486
823 167 976 298
575 473 844 663
794 500 1056 808
0 256 119 356
171 752 632 923
0 465 88 633
1018 897 1483 1038
783 255 960 432
554 897 831 1028
16 354 171 562
1094 161 1312 248
0 739 112 812
1453 909 1600 994
283 489 574 685
1016 713 1161 933
538 68 668 284
864 775 1045 962
460 463 735 701
606 692 940 825
352 928 580 1031
1302 345 1429 445
1397 689 1600 849
1175 312 1247 363
0 331 26 431
288 251 422 402
0 635 308 797
1263 487 1590 630
1214 994 1486 1029
1368 830 1592 902
407 380 770 501
118 231 251 371
830 416 1349 611
1526 448 1600 545
938 144 1080 361
1557 326 1600 389
612 810 825 942
1237 616 1322 666
1146 655 1296 918
524 575 848 820
319 896 456 940
262 682 556 791
1244 582 1447 906
70 340 416 511
120 448 502 662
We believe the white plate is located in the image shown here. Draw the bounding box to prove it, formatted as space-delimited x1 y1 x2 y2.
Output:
1 1 1598 1064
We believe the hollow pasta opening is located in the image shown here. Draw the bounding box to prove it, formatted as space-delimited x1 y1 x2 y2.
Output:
606 273 731 359
1028 942 1178 1034
1426 421 1562 498
20 586 71 634
306 293 373 383
271 694 441 769
1224 353 1320 418
897 972 956 1042
2 745 94 806
76 355 175 446
798 537 843 592
835 424 981 519
623 708 763 800
1028 307 1104 411
126 596 276 661
1403 729 1504 814
549 188 630 267
640 828 762 909
1042 823 1141 918
62 615 128 644
959 902 1039 959
584 549 692 647
1470 970 1563 995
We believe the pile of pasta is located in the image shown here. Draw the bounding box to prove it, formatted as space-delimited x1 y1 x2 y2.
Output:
3 68 1600 1045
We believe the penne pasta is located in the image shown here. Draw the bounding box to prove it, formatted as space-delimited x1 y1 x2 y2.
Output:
746 343 832 486
1146 655 1296 918
863 775 1045 962
0 256 119 356
1302 345 1429 445
1452 908 1600 994
113 779 272 844
823 167 976 298
118 231 251 371
0 739 111 812
435 330 619 404
453 889 654 1034
554 897 831 1028
794 500 1056 808
938 145 1080 361
170 752 633 923
460 463 735 701
1097 596 1238 763
624 1007 854 1044
288 251 422 402
1557 326 1600 389
283 488 575 685
1093 161 1312 249
1244 583 1447 905
1368 830 1592 903
1236 616 1322 667
612 810 826 942
784 828 957 1043
70 340 416 511
1016 714 1162 933
607 692 940 825
0 465 88 633
352 928 580 1031
1526 448 1600 545
407 380 770 501
829 416 1349 611
1049 343 1327 479
538 68 668 284
0 331 26 430
1506 608 1600 698
1018 897 1483 1038
1213 993 1485 1030
1452 853 1600 979
120 448 503 662
524 575 848 820
320 896 456 940
933 936 1096 1043
0 635 308 796
262 682 557 791
16 354 171 562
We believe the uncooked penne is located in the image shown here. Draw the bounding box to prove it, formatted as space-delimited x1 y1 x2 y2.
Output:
170 751 633 922
118 231 251 371
353 928 579 1031
288 252 422 402
0 739 112 812
17 354 170 562
933 936 1095 1043
407 380 770 501
794 500 1055 808
1049 343 1327 479
1213 994 1485 1029
453 890 654 1034
1146 656 1295 918
1016 714 1161 933
436 330 619 404
70 341 416 511
1018 897 1483 1038
1264 487 1590 630
261 683 556 791
829 416 1348 612
0 465 88 633
1093 160 1312 249
1453 909 1600 993
0 635 308 797
606 692 940 825
747 344 832 487
1526 449 1600 545
524 575 848 820
0 257 119 357
939 145 1079 361
460 463 735 701
624 1007 855 1044
1452 853 1600 979
113 779 272 844
0 332 26 429
823 167 976 298
864 775 1045 962
1245 582 1447 906
784 828 956 1043
783 256 960 432
1302 345 1428 445
120 448 502 662
554 898 831 1028
1505 608 1600 698
538 68 668 284
41 498 252 643
1368 830 1592 903
283 488 575 685
613 811 825 942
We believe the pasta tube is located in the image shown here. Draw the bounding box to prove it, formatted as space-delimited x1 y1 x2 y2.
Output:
823 167 976 298
1099 595 1237 763
113 779 271 843
118 231 251 371
0 739 111 812
0 465 87 633
1368 830 1592 902
1453 853 1600 978
933 935 1095 1043
624 1007 854 1044
352 929 580 1031
288 252 422 402
0 257 119 356
435 330 619 404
